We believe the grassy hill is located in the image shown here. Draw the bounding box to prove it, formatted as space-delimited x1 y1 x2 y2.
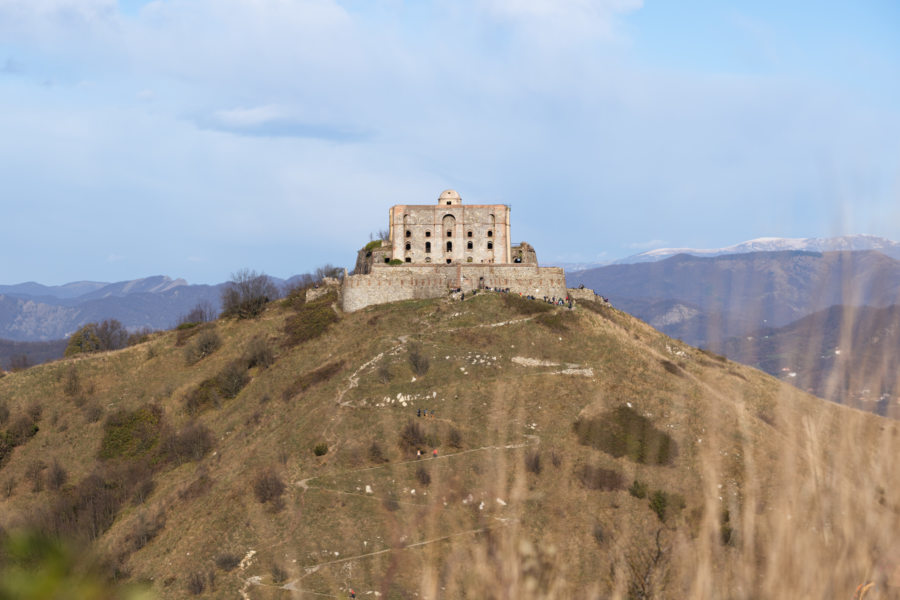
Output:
722 304 900 413
1 290 899 599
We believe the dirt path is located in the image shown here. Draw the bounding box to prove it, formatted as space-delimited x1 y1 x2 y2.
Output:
241 523 512 598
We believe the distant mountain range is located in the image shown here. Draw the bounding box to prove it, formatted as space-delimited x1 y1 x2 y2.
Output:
567 247 900 410
723 304 900 411
555 235 900 271
0 276 225 342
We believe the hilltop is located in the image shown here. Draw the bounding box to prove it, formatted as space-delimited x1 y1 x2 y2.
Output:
1 291 898 598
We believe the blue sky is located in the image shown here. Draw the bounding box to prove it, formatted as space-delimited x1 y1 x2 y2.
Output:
1 0 898 284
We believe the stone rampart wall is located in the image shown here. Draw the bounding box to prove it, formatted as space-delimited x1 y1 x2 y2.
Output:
341 264 567 312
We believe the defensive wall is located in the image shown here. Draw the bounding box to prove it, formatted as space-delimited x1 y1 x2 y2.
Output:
341 263 568 312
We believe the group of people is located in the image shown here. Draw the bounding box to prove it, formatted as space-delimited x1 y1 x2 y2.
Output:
417 408 435 418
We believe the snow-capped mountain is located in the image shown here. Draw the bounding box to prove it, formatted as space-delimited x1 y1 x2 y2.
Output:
615 235 900 264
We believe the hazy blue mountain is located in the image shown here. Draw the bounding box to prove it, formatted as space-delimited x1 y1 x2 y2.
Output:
721 304 900 412
567 250 900 345
615 234 900 265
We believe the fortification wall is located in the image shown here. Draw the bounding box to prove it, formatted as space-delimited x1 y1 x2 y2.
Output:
341 264 567 312
567 287 599 302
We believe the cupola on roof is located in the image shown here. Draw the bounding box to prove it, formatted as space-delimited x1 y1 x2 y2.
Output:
438 189 462 205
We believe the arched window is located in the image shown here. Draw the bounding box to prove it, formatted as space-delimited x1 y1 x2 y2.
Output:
406 230 411 238
442 214 456 238
425 231 431 237
405 242 411 251
467 231 473 238
467 241 473 250
487 230 493 237
487 241 493 250
425 241 431 253
446 241 453 252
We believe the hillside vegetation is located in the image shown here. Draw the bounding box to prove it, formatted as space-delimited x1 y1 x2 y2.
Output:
1 291 899 598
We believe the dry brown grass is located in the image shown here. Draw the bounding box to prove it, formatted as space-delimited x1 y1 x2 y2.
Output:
0 293 897 598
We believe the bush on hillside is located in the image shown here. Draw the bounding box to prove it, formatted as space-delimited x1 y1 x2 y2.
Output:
183 329 221 365
126 327 154 347
525 450 542 474
242 335 274 369
64 320 129 357
398 421 426 454
407 344 429 376
628 479 649 499
283 292 339 347
576 464 624 491
573 406 677 466
368 441 388 463
98 405 163 460
184 362 251 414
252 468 286 507
215 554 242 572
313 443 328 456
415 465 431 486
221 269 278 319
46 460 68 491
162 421 214 464
178 300 216 326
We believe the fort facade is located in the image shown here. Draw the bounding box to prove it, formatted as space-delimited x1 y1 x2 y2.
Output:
341 190 567 312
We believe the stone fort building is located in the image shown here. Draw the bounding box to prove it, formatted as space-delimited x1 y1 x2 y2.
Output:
341 190 568 312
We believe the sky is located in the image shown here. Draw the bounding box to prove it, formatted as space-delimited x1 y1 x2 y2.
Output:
1 0 899 285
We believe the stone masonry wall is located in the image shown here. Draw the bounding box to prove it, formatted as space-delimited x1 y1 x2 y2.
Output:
341 264 567 312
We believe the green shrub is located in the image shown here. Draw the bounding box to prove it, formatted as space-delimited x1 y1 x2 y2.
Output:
64 320 128 357
283 292 339 347
649 489 685 522
313 443 328 456
364 239 383 251
184 362 250 414
388 259 403 265
649 490 668 521
628 479 648 499
573 406 677 466
98 405 163 460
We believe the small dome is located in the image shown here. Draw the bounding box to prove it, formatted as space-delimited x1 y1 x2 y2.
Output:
438 189 462 205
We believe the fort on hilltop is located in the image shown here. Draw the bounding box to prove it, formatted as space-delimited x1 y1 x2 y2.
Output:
341 190 570 312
